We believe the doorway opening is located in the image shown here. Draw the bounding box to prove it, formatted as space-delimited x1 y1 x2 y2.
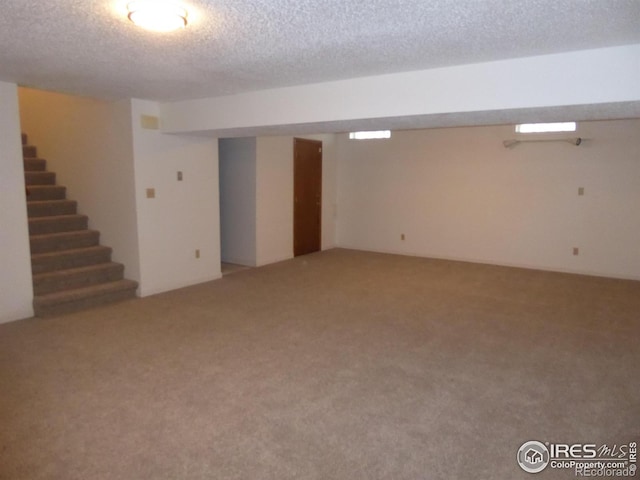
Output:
293 138 322 257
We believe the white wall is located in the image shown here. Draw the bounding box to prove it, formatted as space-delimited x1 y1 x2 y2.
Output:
217 134 337 267
337 119 640 280
255 136 294 265
0 81 34 322
219 138 257 266
131 99 221 296
255 134 337 266
18 88 141 283
161 45 640 135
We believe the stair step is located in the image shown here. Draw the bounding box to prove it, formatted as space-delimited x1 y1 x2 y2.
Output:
33 262 125 295
22 133 27 145
31 245 112 274
26 185 66 201
29 214 88 235
33 279 138 317
24 158 47 172
25 171 56 186
28 200 78 218
23 145 37 158
30 230 100 254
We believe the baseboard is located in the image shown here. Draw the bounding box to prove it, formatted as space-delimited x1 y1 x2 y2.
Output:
255 253 293 267
221 256 257 267
0 305 36 324
335 244 640 282
138 273 223 298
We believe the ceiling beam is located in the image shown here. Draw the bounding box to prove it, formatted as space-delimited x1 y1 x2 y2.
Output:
160 44 640 136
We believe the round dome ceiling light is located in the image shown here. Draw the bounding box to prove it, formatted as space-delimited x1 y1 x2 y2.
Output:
127 1 188 32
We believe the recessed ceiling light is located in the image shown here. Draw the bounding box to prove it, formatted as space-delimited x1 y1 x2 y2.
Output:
127 1 188 32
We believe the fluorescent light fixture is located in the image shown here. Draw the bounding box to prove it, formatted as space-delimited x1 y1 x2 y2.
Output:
349 130 391 140
515 122 577 134
127 1 188 32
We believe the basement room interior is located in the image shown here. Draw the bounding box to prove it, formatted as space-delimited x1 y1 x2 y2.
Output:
1 1 639 479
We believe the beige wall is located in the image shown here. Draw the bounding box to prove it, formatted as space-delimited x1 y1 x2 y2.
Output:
18 87 140 283
337 119 640 280
161 45 640 136
256 134 337 266
217 134 337 267
255 136 293 266
131 99 221 296
0 81 33 322
17 90 221 298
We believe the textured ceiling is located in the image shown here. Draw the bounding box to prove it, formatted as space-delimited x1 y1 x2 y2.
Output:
1 0 639 102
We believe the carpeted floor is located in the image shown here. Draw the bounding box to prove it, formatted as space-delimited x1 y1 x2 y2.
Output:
221 262 252 276
1 249 638 480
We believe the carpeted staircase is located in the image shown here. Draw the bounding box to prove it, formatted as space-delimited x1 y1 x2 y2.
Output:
23 133 138 317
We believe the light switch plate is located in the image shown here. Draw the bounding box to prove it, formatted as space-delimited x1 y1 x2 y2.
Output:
140 115 159 130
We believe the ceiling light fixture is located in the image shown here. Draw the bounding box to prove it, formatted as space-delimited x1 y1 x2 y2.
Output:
515 122 577 134
127 1 188 32
349 130 391 140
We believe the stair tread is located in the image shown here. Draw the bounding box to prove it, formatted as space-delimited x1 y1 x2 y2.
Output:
33 262 124 280
30 229 99 240
29 213 87 223
28 214 88 235
27 198 77 205
34 279 138 305
30 230 100 255
22 137 138 316
27 199 78 217
27 199 76 205
23 159 47 172
32 245 111 260
23 151 37 159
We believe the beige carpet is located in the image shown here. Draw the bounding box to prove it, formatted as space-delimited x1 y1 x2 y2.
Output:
1 249 638 480
221 262 252 276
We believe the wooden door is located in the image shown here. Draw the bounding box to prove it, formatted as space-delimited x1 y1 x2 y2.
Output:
293 138 322 256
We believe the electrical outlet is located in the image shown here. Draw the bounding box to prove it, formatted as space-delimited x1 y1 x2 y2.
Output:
177 171 183 181
578 187 584 196
573 247 579 256
401 233 405 241
195 249 200 259
146 188 155 199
